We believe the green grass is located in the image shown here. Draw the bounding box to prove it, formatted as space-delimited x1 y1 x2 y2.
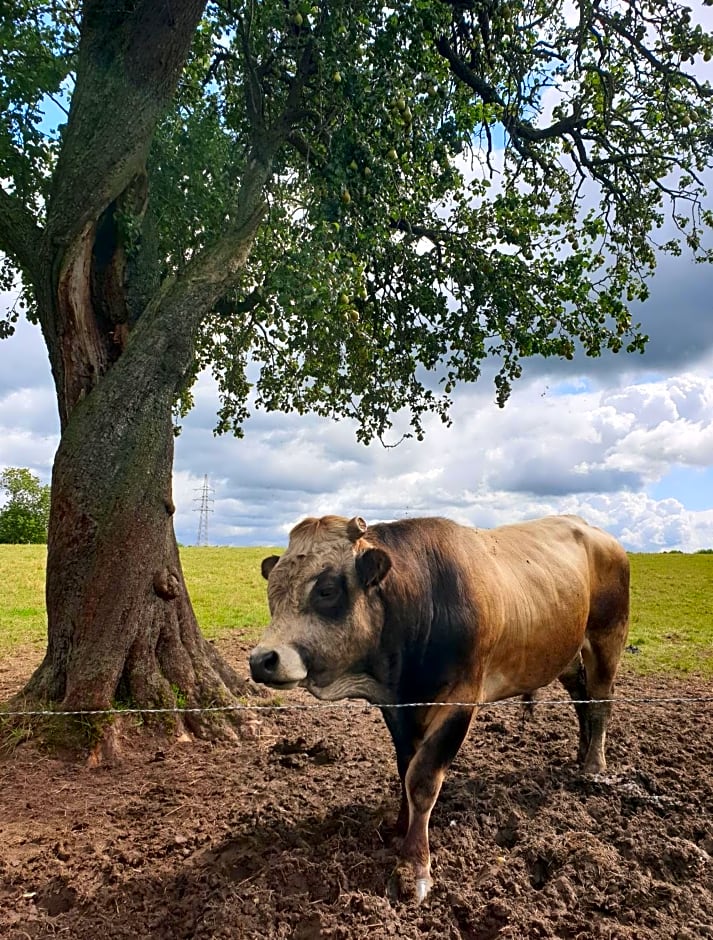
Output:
0 545 48 653
628 552 713 675
179 546 279 640
0 544 279 655
1 546 711 676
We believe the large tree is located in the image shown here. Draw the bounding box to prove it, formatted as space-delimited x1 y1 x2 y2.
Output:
1 0 711 729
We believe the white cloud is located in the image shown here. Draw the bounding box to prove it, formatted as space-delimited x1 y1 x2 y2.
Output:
2 245 713 554
0 384 58 483
165 359 713 552
0 427 56 474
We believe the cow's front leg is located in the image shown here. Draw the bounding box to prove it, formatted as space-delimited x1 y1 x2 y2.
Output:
381 708 417 837
388 705 474 904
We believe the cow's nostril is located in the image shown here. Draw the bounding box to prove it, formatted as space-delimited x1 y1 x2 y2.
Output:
262 650 279 674
250 647 282 683
249 646 307 686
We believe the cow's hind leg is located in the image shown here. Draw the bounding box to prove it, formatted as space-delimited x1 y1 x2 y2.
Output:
577 552 630 774
558 653 591 765
388 704 474 904
579 625 627 774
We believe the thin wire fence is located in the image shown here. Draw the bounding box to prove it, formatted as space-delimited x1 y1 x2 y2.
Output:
2 694 713 719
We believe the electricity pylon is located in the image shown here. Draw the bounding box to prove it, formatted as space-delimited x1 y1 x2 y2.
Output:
193 475 214 546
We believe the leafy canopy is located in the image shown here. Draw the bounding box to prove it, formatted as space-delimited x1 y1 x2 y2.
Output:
0 467 51 544
2 0 713 441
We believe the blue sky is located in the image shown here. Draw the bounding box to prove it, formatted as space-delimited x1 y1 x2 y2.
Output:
651 466 713 511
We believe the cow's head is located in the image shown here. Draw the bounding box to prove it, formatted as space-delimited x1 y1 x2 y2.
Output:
249 515 392 701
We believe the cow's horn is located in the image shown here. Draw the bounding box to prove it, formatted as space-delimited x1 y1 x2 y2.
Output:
346 516 368 541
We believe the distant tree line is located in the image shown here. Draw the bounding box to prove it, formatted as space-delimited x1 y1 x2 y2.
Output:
662 548 713 555
0 468 50 544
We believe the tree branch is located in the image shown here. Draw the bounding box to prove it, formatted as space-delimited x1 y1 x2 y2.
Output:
436 34 582 147
124 124 283 393
126 202 267 391
44 0 207 261
0 185 44 286
595 8 713 99
214 287 264 317
436 35 503 107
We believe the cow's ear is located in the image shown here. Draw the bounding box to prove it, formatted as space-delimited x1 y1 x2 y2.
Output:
261 555 280 580
355 547 391 589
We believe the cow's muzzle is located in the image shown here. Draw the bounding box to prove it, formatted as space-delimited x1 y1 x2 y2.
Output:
249 644 308 688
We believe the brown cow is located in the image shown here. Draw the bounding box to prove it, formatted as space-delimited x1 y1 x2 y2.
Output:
250 514 629 902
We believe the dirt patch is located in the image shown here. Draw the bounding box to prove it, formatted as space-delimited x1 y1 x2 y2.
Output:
1 637 712 939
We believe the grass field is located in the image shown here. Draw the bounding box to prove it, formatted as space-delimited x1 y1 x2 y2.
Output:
0 546 711 676
628 552 713 674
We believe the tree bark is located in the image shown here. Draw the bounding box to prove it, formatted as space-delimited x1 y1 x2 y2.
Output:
25 358 246 735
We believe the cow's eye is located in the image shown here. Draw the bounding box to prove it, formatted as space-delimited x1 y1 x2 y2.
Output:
310 573 348 620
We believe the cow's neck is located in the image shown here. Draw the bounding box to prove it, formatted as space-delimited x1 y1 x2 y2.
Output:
306 672 394 705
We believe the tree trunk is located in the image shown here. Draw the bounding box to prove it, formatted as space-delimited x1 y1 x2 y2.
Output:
27 164 268 735
5 0 284 740
19 178 267 743
24 311 247 737
20 160 272 733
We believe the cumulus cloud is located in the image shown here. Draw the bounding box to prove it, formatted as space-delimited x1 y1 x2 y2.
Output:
0 386 58 485
168 362 713 552
3 279 713 553
0 313 58 486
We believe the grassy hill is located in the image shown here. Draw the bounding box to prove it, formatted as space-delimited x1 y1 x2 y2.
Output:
1 545 711 676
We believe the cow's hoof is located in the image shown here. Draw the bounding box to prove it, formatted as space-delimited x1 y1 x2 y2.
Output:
387 867 433 904
582 758 606 776
415 876 432 904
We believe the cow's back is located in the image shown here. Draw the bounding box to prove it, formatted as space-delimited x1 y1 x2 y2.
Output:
373 515 627 703
461 515 627 615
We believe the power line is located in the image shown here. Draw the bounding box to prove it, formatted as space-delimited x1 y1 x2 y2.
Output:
193 474 214 546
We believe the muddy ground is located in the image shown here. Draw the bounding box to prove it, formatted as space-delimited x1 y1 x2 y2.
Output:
1 636 712 939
